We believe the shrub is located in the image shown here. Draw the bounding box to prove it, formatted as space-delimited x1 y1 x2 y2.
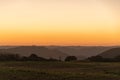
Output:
87 56 104 62
65 56 77 61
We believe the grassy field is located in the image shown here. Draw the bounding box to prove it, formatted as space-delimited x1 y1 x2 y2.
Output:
0 61 119 80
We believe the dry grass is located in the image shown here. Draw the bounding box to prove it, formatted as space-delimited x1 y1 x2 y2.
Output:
0 61 119 80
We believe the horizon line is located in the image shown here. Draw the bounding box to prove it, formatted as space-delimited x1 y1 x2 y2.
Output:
0 45 119 47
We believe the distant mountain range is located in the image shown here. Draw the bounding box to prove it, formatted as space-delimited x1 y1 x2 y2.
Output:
0 46 118 60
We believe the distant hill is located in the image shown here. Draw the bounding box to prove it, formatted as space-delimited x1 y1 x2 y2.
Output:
47 46 114 59
98 47 120 58
0 46 16 49
0 46 118 60
0 46 68 60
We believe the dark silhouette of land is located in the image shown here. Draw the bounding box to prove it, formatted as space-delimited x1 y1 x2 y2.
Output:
87 47 120 62
0 46 119 80
0 46 119 61
99 47 120 58
0 46 68 60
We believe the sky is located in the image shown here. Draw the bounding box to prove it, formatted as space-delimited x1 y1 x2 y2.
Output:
0 0 120 46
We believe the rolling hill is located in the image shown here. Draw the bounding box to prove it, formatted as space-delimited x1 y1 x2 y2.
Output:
0 46 118 60
0 46 68 60
47 46 113 59
99 47 120 58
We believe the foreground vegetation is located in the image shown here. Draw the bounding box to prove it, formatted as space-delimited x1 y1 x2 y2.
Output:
0 61 119 80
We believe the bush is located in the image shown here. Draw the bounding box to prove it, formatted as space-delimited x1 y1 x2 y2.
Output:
87 56 104 62
65 56 77 61
28 54 47 61
0 53 20 61
87 56 116 62
0 53 61 61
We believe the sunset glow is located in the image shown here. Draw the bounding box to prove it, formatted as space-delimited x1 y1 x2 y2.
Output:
0 0 120 46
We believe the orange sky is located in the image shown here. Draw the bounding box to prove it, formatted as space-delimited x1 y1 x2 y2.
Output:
0 0 120 46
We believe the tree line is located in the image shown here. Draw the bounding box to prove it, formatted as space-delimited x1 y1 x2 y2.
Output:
87 55 120 62
0 53 77 61
1 53 120 62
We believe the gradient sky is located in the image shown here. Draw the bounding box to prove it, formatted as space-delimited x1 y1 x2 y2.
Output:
0 0 120 46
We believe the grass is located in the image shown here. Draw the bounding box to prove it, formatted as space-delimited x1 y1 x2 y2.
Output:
0 61 119 80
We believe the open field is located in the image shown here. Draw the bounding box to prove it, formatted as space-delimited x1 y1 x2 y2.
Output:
0 61 120 80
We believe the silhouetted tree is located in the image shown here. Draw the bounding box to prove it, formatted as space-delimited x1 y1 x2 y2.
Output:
87 56 104 62
28 54 47 61
0 53 20 61
29 54 38 58
28 54 40 61
65 56 77 61
87 55 119 62
0 53 61 61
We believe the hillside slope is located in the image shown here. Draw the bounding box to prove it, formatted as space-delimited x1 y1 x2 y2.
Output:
47 46 113 59
0 46 68 60
99 47 120 58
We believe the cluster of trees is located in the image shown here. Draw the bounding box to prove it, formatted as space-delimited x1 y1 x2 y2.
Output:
0 53 58 61
87 55 120 62
2 53 120 62
65 56 77 61
0 53 78 61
